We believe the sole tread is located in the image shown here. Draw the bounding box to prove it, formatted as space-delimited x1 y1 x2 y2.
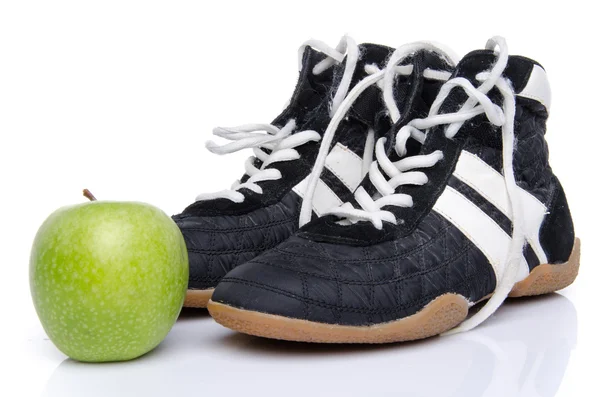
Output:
208 294 469 344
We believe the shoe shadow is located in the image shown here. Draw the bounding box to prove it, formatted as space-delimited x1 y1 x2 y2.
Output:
216 293 573 357
42 293 577 397
177 307 211 321
218 329 435 356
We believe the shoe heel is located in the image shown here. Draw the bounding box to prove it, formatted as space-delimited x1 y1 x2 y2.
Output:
509 238 581 298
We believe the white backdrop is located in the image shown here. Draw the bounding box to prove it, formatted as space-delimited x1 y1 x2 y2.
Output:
1 1 597 396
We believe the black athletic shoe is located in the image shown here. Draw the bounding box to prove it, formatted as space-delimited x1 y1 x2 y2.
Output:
174 37 456 308
208 37 580 343
174 36 365 307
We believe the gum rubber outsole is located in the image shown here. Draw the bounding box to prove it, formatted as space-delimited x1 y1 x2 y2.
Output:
184 288 214 308
209 293 469 343
207 238 580 343
509 238 580 297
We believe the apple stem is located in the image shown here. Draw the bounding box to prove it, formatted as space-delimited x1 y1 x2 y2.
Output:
83 189 97 201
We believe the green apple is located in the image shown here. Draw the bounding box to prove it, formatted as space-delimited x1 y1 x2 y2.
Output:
30 193 188 362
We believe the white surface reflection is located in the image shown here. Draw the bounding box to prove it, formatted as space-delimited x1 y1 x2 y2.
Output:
43 293 577 397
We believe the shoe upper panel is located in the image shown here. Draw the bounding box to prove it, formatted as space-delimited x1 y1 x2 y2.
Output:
301 129 464 245
213 210 496 326
182 44 395 218
175 190 301 289
272 48 334 128
181 46 334 218
463 97 553 205
302 53 567 255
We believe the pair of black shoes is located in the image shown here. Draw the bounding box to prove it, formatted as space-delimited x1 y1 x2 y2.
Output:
173 36 579 343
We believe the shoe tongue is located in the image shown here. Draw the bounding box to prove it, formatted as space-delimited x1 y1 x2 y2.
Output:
325 43 394 130
278 43 395 136
344 43 420 130
273 43 395 131
340 43 393 118
272 46 337 128
437 49 539 116
337 48 455 207
336 45 454 137
380 48 456 153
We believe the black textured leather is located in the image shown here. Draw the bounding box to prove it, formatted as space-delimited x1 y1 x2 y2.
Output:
304 52 574 259
174 191 300 290
539 176 575 264
464 98 554 205
212 211 496 325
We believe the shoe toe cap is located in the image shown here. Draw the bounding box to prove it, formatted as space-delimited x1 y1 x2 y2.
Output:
211 260 309 319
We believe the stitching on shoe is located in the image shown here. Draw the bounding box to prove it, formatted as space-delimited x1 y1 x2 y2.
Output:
189 275 222 282
220 270 485 315
392 239 401 307
180 218 295 233
364 246 374 324
444 227 449 291
188 243 281 255
316 243 342 323
301 271 309 321
207 231 215 278
286 251 310 321
248 243 472 285
274 224 454 263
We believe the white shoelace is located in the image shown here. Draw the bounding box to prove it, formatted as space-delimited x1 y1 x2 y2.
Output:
327 36 524 334
298 41 458 226
196 36 359 203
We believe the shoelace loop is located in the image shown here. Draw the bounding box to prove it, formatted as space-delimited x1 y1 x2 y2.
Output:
196 36 358 203
196 120 321 203
298 41 458 226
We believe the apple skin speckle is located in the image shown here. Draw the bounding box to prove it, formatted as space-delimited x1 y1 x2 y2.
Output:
30 201 189 362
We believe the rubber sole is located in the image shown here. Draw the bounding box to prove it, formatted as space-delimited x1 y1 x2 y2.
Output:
509 238 581 297
207 238 580 343
184 288 214 308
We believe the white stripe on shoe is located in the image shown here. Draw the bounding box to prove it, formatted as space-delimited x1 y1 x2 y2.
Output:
293 177 344 216
293 142 364 216
433 185 530 285
324 142 365 191
452 150 548 264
